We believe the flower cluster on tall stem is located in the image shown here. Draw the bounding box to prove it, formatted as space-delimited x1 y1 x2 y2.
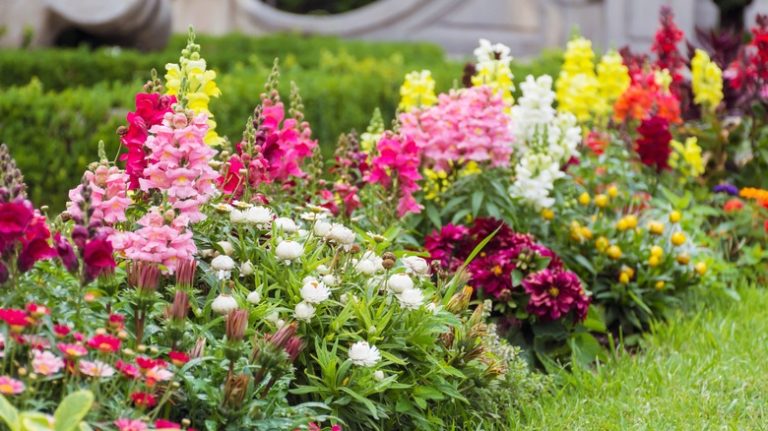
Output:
651 6 686 96
365 132 423 217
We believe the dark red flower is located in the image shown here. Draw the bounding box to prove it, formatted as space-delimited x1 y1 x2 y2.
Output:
523 269 590 322
155 419 181 429
54 324 71 338
115 359 141 379
83 236 116 282
54 233 78 273
136 356 166 370
17 235 56 272
130 391 157 408
0 200 33 241
87 334 121 353
0 308 29 329
108 313 125 331
425 224 471 272
635 115 672 170
651 6 685 94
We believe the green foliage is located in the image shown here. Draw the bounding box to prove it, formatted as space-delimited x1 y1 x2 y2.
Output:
0 390 94 431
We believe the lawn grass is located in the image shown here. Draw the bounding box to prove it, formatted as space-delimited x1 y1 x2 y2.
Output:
496 284 768 430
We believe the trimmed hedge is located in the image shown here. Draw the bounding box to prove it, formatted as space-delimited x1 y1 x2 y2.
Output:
0 34 563 213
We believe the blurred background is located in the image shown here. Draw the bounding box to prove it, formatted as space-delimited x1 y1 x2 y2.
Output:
0 0 765 210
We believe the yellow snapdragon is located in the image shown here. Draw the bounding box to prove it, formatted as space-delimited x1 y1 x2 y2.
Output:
669 137 705 178
691 49 723 111
471 39 515 108
595 51 631 117
399 70 437 112
164 32 223 146
555 37 599 122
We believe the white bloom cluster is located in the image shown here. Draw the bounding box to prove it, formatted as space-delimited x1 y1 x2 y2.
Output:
230 206 273 229
474 38 512 67
353 251 384 275
348 341 381 367
387 273 424 310
509 75 581 209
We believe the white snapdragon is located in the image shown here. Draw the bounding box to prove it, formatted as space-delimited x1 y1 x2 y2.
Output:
348 341 381 367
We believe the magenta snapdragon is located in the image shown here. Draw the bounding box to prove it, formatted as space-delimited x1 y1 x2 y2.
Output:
365 133 423 217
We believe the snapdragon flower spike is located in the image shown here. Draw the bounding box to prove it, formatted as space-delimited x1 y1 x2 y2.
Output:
66 164 131 231
0 196 56 275
365 132 423 217
0 144 26 199
651 6 686 95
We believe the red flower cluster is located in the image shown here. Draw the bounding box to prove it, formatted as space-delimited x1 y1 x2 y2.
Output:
726 15 768 105
635 115 673 171
120 92 176 190
523 269 589 321
0 198 56 282
651 6 686 95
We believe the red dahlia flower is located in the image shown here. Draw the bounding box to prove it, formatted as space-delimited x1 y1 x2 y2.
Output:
523 269 590 322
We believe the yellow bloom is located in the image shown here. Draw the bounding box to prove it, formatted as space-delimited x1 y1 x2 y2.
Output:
460 161 482 176
607 245 622 260
691 49 723 111
670 137 705 178
619 272 630 284
399 70 437 112
648 255 660 267
695 261 707 275
607 185 619 198
472 56 515 108
655 280 666 290
648 221 665 235
594 51 630 117
624 215 638 229
594 194 609 208
671 232 686 246
422 168 451 202
555 37 599 122
654 69 673 92
595 236 609 252
669 210 681 223
541 208 555 221
650 245 664 257
676 253 690 265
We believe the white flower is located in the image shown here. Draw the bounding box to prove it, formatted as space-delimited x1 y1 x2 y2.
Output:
274 217 298 233
300 279 331 304
397 288 424 310
275 240 303 262
316 264 330 275
328 223 355 245
246 290 261 305
240 260 254 276
229 209 246 224
211 294 238 314
321 274 338 286
354 251 383 275
245 206 273 227
313 220 332 237
214 203 233 213
217 241 234 256
294 302 315 321
387 273 414 294
348 341 381 367
373 370 385 381
211 255 235 280
402 256 430 276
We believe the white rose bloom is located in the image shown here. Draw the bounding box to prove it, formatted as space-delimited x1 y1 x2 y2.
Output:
211 255 236 280
274 217 298 233
313 220 332 237
246 290 261 305
387 273 414 294
397 288 425 310
211 294 238 314
300 279 331 304
402 256 430 276
240 260 254 276
245 206 273 227
294 302 315 321
229 209 246 224
328 223 355 245
322 274 338 286
373 370 385 381
348 341 381 367
217 241 234 256
275 240 303 262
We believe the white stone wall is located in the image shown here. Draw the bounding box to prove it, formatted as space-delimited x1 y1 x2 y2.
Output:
0 0 751 58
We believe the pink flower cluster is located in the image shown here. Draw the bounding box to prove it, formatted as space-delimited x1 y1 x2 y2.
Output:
120 93 176 189
365 133 423 217
399 85 513 172
219 97 317 197
67 165 131 228
111 208 195 274
139 112 219 224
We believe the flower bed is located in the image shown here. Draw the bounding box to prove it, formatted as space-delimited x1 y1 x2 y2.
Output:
0 7 767 430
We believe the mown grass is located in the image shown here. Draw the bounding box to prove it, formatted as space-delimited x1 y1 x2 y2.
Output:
477 283 768 430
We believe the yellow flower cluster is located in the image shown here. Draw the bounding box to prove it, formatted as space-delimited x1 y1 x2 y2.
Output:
399 70 437 112
164 38 223 146
691 49 723 111
556 39 630 124
422 161 481 202
595 51 631 117
669 137 705 178
570 220 593 242
471 43 515 108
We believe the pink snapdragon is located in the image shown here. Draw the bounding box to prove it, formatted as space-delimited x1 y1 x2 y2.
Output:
139 112 219 223
365 133 423 217
111 208 196 274
399 85 513 171
67 165 131 229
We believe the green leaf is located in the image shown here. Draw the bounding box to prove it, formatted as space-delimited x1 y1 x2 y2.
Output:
413 396 427 409
426 204 441 229
413 386 445 401
54 390 93 431
0 394 20 431
511 269 524 287
471 190 483 215
20 413 52 431
339 387 379 418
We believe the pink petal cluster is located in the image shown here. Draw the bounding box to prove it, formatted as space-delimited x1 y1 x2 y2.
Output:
139 112 219 224
219 97 316 197
111 208 196 275
365 133 423 217
399 85 513 171
120 93 176 189
66 165 131 227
